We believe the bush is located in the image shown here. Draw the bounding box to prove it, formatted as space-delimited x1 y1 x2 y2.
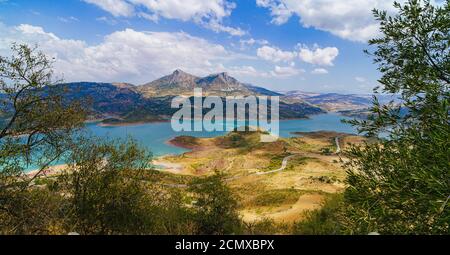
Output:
189 172 243 234
244 218 291 235
293 194 346 235
252 189 301 207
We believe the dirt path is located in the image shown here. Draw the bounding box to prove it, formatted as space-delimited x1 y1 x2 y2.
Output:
256 155 295 175
335 137 341 154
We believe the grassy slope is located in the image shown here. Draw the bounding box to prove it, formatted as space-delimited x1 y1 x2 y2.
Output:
159 131 366 224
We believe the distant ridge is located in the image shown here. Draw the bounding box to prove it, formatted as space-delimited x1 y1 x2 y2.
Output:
7 70 393 125
283 90 374 112
138 70 277 97
5 70 385 125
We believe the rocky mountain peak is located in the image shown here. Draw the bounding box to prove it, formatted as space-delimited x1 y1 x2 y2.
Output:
139 70 275 97
169 69 194 81
200 72 238 85
214 72 233 81
172 69 187 76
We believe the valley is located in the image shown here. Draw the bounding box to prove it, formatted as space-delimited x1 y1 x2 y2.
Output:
153 130 366 224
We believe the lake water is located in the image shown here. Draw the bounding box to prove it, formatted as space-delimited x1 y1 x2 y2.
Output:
86 113 356 157
22 113 356 171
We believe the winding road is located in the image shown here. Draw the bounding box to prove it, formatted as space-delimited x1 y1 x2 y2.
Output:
158 136 343 186
256 155 295 175
335 137 341 154
257 136 341 176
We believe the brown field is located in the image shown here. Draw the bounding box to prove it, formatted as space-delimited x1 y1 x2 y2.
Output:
154 130 365 224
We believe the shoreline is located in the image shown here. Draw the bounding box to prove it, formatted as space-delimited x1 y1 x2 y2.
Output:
97 120 167 127
95 115 314 128
165 137 199 150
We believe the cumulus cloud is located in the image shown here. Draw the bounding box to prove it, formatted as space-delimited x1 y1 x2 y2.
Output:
84 0 134 17
84 0 245 36
0 23 242 83
270 65 304 77
227 64 303 78
298 45 339 66
256 0 422 42
257 45 296 63
311 68 328 75
226 65 270 78
239 38 269 50
256 0 292 25
204 19 246 36
130 0 233 21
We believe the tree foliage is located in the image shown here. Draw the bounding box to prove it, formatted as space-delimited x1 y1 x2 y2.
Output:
0 45 243 234
0 44 86 175
57 138 155 234
0 44 86 233
189 172 243 235
344 0 449 234
293 194 346 235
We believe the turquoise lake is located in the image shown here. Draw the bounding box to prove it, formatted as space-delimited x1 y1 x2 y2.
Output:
23 113 356 171
86 113 356 157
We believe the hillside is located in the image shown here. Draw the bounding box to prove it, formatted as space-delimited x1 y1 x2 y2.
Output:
1 70 391 126
284 91 373 112
51 71 325 125
58 82 145 120
138 70 278 97
157 131 366 223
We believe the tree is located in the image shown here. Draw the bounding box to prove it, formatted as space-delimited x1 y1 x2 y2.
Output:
189 172 242 234
53 134 202 235
0 44 200 235
55 138 156 234
344 0 449 234
0 44 86 233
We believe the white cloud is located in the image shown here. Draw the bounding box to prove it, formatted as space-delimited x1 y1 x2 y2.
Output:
240 38 269 46
256 0 292 25
16 24 59 39
84 0 134 17
226 65 270 78
311 68 328 74
96 16 118 25
226 63 303 78
270 65 304 77
204 20 246 36
298 45 339 66
85 0 245 36
137 12 159 22
355 76 366 83
256 0 417 42
257 45 296 63
239 38 269 50
130 0 233 21
58 16 79 23
0 23 241 83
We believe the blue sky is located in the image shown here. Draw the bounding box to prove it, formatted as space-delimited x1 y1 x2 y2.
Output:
0 0 426 93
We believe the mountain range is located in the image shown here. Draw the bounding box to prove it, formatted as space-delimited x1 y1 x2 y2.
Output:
3 70 379 126
138 69 281 97
56 70 332 125
283 91 373 112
